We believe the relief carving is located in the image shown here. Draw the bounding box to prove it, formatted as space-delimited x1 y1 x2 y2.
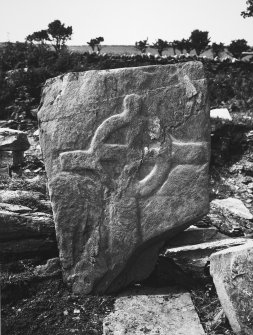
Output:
60 94 208 197
39 62 210 294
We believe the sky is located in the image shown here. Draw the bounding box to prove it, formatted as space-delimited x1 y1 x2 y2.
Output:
1 0 253 46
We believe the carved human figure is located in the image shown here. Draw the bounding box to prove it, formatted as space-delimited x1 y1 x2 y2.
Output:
58 93 208 292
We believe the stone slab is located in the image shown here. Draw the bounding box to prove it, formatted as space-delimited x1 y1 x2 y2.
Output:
162 238 249 279
0 128 30 151
210 241 253 335
0 190 44 203
38 61 210 294
0 203 32 213
0 210 55 242
165 226 228 247
103 287 205 335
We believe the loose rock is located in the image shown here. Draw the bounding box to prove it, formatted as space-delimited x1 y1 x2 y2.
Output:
212 197 253 220
35 257 61 277
0 203 32 213
0 210 55 241
210 108 232 121
210 240 253 335
0 128 30 152
0 190 44 203
162 237 249 280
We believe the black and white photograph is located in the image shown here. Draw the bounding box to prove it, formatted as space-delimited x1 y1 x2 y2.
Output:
1 1 253 334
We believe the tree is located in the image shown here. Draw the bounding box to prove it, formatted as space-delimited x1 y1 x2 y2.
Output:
26 30 49 44
26 20 72 53
95 37 104 53
228 39 250 59
151 39 169 56
172 40 182 54
241 0 253 18
172 39 193 54
47 20 73 53
182 38 193 54
87 37 104 53
212 42 225 58
190 29 210 55
170 41 177 55
87 39 96 52
135 39 148 53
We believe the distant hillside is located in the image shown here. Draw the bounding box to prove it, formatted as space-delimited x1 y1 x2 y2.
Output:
68 45 234 60
69 44 204 56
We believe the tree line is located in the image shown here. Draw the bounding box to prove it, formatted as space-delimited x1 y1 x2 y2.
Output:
22 0 253 59
24 20 251 60
0 0 253 124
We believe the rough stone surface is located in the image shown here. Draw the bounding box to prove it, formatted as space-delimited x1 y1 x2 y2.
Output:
38 61 210 294
210 241 253 335
103 287 205 335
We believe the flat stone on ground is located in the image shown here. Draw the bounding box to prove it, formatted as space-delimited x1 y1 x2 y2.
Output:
103 287 205 335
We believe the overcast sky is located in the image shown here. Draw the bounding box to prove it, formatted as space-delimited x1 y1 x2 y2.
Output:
1 0 253 45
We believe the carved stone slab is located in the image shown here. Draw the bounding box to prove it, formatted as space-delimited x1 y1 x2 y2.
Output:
38 61 210 294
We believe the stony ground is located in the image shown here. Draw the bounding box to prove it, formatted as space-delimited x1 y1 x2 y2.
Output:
1 109 253 335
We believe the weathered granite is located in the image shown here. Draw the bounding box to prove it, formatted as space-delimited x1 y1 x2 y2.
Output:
210 241 253 335
38 61 210 294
